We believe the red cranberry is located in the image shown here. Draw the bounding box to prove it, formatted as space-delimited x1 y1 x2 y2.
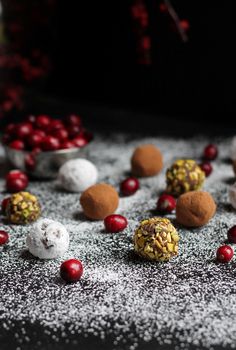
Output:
60 259 83 283
66 114 82 126
216 245 234 263
49 119 64 131
9 140 25 150
157 194 176 214
227 226 236 244
52 128 68 141
28 130 44 148
32 147 42 154
35 115 51 130
104 214 128 233
180 19 190 31
203 144 218 161
120 177 139 196
1 197 10 214
25 115 36 124
25 154 36 171
73 136 88 148
41 136 60 151
199 162 213 177
16 122 33 139
67 125 81 138
5 123 16 135
159 3 167 12
60 141 75 149
6 169 29 192
0 230 9 245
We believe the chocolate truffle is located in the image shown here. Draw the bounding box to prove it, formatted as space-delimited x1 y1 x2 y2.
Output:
166 159 205 197
6 191 41 224
133 217 179 262
176 191 216 227
131 144 163 177
80 183 119 220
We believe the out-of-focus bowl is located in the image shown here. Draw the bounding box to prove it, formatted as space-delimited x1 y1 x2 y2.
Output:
4 144 92 179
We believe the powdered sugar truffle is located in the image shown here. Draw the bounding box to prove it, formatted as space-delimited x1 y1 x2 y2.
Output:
58 158 98 192
26 218 69 259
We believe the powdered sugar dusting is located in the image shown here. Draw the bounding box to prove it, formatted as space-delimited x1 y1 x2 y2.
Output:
0 135 236 349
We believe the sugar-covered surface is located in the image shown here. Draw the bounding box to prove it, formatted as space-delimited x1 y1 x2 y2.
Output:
1 135 236 350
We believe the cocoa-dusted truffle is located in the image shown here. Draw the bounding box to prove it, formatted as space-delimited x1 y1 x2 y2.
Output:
131 144 163 177
176 191 216 227
133 217 179 262
80 183 119 220
166 159 205 197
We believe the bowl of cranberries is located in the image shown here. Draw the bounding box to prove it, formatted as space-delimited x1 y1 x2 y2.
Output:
2 114 93 178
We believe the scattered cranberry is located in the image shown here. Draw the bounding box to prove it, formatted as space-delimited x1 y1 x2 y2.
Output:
104 214 128 233
1 197 10 214
9 140 25 150
16 122 33 139
6 169 29 192
0 230 9 246
203 144 218 161
157 194 176 214
35 115 51 130
216 245 234 263
120 177 139 196
227 226 236 244
41 136 60 151
67 125 81 138
199 162 213 177
66 114 81 126
60 259 83 283
52 128 68 141
73 136 88 148
60 141 75 149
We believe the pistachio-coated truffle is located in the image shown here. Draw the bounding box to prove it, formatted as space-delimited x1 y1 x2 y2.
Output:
80 183 119 220
6 191 41 224
176 191 216 227
166 159 205 197
131 144 163 177
133 217 179 261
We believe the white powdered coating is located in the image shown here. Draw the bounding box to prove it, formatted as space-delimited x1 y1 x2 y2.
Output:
0 135 236 349
58 158 98 192
26 218 69 259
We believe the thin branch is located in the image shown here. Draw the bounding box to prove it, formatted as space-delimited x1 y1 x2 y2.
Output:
164 0 188 43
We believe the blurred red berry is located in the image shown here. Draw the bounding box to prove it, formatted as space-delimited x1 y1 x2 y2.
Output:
66 114 82 126
60 141 75 149
36 115 51 130
9 140 25 150
16 122 33 139
73 136 88 148
41 136 60 151
52 128 68 141
199 162 213 177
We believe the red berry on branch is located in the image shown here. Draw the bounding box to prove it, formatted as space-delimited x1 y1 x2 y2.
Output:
0 230 9 246
120 177 139 196
199 162 213 177
4 123 16 136
216 245 234 263
157 194 176 214
60 259 83 283
227 226 236 244
41 136 60 151
203 144 218 161
6 169 29 192
9 140 25 150
104 214 128 233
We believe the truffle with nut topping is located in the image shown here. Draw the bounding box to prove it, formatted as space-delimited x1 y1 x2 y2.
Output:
133 217 179 262
80 183 119 220
176 191 216 227
131 144 163 177
6 191 41 224
166 159 205 197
